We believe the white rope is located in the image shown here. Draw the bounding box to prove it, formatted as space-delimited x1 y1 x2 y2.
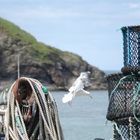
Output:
30 79 57 139
31 79 56 139
9 126 19 140
5 81 16 140
11 91 18 138
113 122 126 140
0 109 6 115
15 101 29 140
25 77 57 140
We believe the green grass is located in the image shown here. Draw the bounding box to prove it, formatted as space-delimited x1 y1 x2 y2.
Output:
31 42 63 63
0 17 37 44
0 17 82 65
62 51 82 63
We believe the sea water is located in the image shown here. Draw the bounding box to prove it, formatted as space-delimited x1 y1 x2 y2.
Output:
52 90 113 140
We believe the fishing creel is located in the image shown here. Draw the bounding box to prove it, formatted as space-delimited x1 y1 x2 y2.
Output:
121 25 140 74
106 73 140 121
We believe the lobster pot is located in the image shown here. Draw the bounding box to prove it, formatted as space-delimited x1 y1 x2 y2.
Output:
106 73 140 121
113 118 140 140
121 26 140 68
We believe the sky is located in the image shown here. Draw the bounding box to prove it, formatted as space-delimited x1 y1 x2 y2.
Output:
0 0 140 71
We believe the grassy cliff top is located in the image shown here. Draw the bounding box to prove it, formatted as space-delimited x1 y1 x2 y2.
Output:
0 17 107 90
0 17 82 64
0 17 37 44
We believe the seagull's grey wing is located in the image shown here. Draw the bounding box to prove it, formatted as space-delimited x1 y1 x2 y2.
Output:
69 78 85 93
69 76 84 92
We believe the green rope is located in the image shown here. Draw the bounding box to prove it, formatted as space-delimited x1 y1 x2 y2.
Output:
15 109 24 135
108 73 140 122
109 74 134 101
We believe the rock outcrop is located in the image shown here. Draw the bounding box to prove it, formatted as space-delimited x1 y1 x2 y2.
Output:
0 17 107 90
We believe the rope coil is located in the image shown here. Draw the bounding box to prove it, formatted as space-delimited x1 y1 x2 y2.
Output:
0 77 64 140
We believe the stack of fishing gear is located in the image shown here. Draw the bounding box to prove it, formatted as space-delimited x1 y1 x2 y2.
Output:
106 26 140 140
0 77 64 140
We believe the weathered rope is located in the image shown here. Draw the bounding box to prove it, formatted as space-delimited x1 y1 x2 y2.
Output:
26 78 56 140
0 77 64 140
108 74 134 101
133 82 140 122
113 122 126 140
5 81 16 140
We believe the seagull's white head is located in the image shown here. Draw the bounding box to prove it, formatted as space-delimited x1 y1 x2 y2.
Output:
79 71 91 87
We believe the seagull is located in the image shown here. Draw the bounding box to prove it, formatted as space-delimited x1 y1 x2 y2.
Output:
62 71 92 104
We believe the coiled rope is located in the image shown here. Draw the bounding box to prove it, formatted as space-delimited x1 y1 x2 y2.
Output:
0 77 64 140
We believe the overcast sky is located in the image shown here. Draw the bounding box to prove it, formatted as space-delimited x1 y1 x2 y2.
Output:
0 0 140 70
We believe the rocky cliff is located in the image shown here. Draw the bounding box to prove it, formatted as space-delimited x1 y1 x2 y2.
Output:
0 17 107 90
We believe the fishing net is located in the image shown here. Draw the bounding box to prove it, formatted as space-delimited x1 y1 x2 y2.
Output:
113 118 140 140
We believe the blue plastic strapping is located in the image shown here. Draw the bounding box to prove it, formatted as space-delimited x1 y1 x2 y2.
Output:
127 27 130 66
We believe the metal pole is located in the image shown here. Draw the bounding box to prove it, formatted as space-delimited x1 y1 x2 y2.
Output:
18 54 20 79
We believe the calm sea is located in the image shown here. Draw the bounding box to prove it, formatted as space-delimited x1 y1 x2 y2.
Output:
52 90 113 140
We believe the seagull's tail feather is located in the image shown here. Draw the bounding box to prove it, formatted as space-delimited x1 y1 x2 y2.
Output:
62 93 73 103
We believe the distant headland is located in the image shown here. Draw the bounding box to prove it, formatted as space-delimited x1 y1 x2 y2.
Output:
0 17 107 91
